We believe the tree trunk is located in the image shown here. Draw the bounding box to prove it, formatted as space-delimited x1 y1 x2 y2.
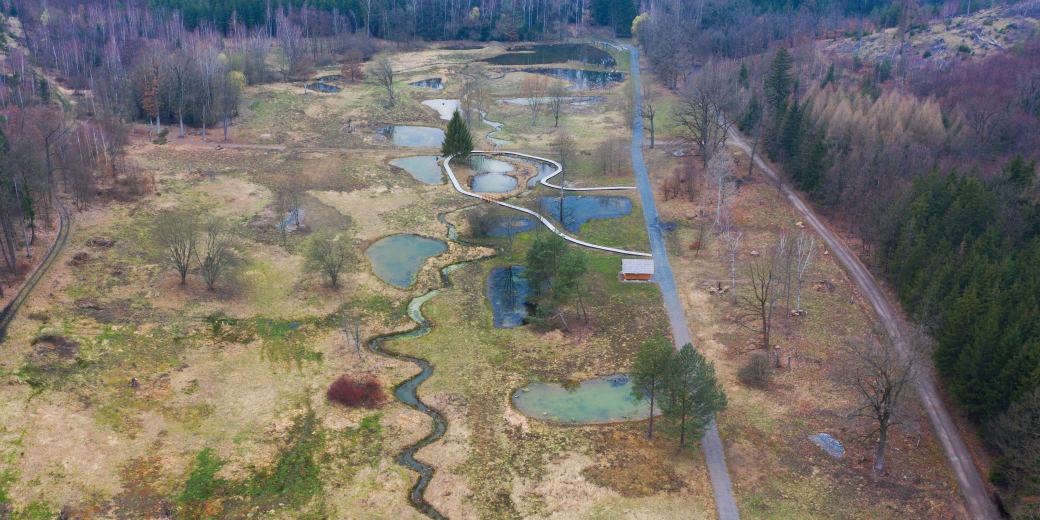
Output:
647 386 656 439
873 428 887 477
679 409 687 447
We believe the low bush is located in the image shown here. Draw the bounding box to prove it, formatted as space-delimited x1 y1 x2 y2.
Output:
737 352 771 388
327 375 385 408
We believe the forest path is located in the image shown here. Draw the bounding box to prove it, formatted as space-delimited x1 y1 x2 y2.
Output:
625 44 741 520
0 202 70 342
726 129 1000 520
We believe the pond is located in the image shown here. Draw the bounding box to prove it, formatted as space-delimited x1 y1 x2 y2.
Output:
421 99 460 120
498 96 604 106
512 374 654 424
486 266 532 328
410 77 444 89
317 74 344 82
381 126 446 148
469 156 516 193
485 215 535 237
524 68 626 90
539 195 633 232
472 173 517 193
483 43 616 67
365 234 448 288
390 156 443 185
306 82 341 93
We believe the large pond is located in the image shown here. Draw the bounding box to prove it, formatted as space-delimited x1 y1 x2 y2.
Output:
421 99 461 120
486 266 532 328
365 234 447 288
512 374 654 424
483 43 616 67
381 126 445 148
390 156 443 185
539 195 633 233
525 68 626 90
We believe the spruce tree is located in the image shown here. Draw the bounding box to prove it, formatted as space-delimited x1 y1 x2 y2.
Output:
441 109 473 159
764 47 793 112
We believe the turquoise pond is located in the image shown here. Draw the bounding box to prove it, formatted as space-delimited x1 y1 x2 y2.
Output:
390 156 444 184
512 374 654 424
381 126 445 148
365 234 447 288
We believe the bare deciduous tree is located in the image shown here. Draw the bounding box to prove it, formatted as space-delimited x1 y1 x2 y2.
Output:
373 58 395 107
721 229 742 304
794 231 816 313
521 76 547 126
642 83 657 148
154 209 198 285
706 151 736 229
304 230 353 288
835 336 914 478
548 84 566 127
737 233 786 354
673 69 733 168
196 218 237 291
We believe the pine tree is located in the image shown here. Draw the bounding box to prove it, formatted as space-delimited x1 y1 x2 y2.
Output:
441 109 473 159
660 344 727 448
631 334 674 439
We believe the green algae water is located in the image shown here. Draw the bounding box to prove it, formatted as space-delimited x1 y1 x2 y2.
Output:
512 374 654 424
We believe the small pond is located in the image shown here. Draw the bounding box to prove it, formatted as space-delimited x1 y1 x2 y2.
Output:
317 74 344 82
485 215 535 237
390 156 443 185
512 374 654 424
486 266 532 328
421 99 460 120
539 195 633 233
381 126 446 148
365 234 448 288
483 43 616 67
306 82 341 93
410 77 444 89
525 68 626 90
469 156 516 193
472 173 517 193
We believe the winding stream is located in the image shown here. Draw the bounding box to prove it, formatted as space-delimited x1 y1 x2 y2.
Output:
365 209 482 520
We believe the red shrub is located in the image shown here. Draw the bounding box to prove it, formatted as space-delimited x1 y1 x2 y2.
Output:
326 375 385 408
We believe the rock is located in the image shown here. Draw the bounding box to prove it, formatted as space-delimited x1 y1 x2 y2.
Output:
86 237 116 248
750 250 761 257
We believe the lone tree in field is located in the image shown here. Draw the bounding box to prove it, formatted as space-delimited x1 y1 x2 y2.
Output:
305 230 353 288
372 57 395 107
661 343 727 448
154 209 198 285
441 109 473 158
195 218 238 291
835 336 913 478
632 334 675 439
